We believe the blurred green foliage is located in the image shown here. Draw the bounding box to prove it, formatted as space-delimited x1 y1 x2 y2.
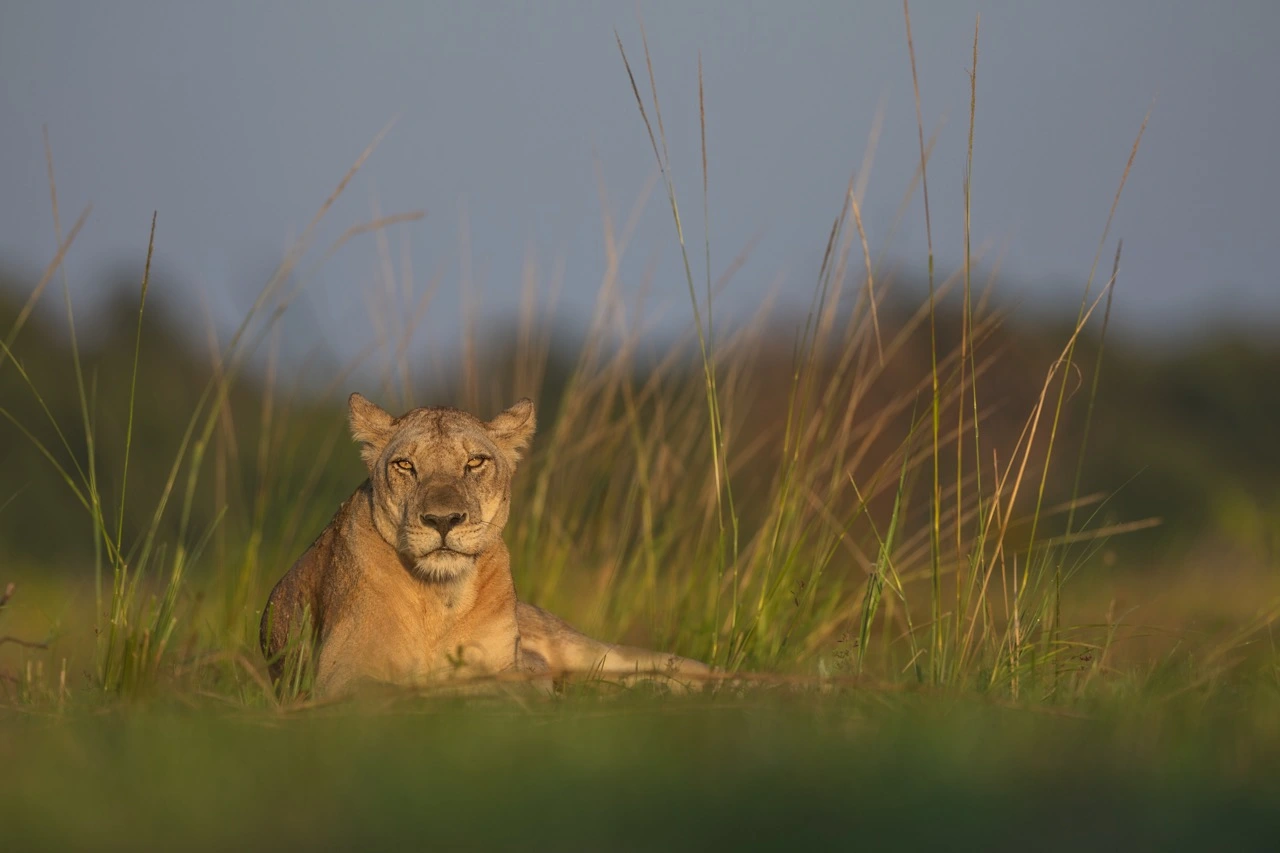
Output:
3 689 1279 850
0 273 360 574
2 272 1275 576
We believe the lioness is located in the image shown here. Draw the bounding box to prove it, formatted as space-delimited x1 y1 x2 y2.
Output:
259 393 708 697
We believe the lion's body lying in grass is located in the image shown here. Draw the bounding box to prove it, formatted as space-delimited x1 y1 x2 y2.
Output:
260 394 708 697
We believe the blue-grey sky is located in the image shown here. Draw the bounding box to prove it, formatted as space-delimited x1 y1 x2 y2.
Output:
2 0 1276 371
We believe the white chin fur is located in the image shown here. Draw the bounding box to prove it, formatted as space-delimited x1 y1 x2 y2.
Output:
412 551 475 582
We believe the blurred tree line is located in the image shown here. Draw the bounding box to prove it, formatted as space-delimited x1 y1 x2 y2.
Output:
2 268 1276 577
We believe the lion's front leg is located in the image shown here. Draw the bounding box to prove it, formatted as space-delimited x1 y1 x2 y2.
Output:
515 601 710 693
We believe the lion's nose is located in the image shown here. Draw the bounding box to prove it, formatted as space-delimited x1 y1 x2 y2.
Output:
420 512 466 536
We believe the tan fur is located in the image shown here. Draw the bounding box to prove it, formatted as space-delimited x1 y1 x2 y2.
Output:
260 394 708 698
515 601 709 686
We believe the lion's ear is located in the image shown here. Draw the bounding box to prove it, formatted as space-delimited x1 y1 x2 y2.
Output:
487 398 536 463
348 392 394 470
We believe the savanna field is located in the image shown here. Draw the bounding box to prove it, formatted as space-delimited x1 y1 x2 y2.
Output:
3 25 1280 851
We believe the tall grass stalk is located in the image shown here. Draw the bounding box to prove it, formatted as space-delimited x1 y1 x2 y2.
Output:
956 15 981 660
1030 113 1149 646
902 0 946 685
617 30 742 667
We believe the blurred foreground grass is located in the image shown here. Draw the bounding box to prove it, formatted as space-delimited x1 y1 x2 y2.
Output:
4 686 1279 850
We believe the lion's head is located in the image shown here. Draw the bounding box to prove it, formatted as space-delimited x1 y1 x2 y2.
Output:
347 393 536 582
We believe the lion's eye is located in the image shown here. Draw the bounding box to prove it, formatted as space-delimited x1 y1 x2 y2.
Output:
465 455 489 471
391 459 415 474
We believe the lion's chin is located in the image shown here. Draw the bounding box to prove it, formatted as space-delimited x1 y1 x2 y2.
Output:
411 550 475 583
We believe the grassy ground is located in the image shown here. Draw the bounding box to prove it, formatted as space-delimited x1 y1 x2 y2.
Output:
3 14 1278 848
4 686 1280 850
